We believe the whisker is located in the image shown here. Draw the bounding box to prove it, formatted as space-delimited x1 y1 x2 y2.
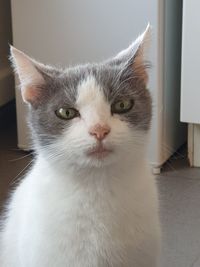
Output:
9 152 34 162
10 159 34 186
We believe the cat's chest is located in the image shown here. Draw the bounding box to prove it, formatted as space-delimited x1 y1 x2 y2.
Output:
27 174 135 237
19 180 125 262
17 169 157 267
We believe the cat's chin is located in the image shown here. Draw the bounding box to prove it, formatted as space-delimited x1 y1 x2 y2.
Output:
80 144 116 168
86 145 113 159
84 156 115 168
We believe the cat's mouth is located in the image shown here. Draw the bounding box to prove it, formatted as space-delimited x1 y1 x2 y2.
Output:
86 144 113 159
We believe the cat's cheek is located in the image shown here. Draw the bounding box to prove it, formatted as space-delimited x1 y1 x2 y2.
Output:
60 119 92 147
73 117 82 123
109 117 131 136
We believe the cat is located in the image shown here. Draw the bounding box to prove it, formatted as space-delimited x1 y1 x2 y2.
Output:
0 24 161 267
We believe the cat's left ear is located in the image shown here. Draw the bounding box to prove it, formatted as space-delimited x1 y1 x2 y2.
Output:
110 24 151 85
10 46 53 106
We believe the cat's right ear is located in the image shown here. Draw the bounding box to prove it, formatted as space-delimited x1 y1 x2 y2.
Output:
10 46 48 105
107 24 151 86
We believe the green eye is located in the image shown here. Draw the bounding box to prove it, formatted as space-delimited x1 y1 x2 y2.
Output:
111 99 134 114
55 108 79 120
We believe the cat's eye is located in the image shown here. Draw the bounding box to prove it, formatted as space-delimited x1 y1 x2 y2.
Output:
111 99 134 114
55 108 79 120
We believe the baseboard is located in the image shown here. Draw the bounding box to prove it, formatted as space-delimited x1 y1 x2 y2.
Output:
188 124 200 167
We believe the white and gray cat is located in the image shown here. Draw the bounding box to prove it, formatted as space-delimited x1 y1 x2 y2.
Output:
0 25 161 267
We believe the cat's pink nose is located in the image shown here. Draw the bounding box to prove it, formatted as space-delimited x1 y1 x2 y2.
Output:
89 124 110 141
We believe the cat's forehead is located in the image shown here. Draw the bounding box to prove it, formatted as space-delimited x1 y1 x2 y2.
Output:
69 63 116 84
76 75 105 107
58 64 116 106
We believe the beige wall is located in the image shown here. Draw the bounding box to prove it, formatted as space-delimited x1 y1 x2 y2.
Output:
0 0 14 106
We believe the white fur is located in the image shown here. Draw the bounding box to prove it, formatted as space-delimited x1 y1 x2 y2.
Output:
0 76 160 267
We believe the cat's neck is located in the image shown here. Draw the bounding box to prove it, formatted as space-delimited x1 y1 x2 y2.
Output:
34 151 149 187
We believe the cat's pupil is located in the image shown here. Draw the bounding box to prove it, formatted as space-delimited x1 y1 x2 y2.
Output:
120 103 125 109
66 110 70 116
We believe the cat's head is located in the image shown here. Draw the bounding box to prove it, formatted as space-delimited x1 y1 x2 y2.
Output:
11 25 152 169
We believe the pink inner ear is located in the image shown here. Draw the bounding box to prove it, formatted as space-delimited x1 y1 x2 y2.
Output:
133 54 148 85
22 85 41 103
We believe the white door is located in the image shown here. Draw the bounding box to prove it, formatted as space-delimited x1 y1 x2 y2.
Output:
181 0 200 124
181 0 200 167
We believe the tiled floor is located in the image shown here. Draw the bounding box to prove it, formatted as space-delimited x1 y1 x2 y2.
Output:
1 122 200 267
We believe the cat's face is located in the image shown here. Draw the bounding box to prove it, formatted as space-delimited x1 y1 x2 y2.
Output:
11 25 152 168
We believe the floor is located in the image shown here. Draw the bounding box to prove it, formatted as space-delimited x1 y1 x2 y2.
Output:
159 159 200 267
1 122 200 267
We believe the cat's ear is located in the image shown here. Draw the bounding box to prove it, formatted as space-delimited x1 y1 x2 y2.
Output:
110 24 151 85
10 46 49 105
